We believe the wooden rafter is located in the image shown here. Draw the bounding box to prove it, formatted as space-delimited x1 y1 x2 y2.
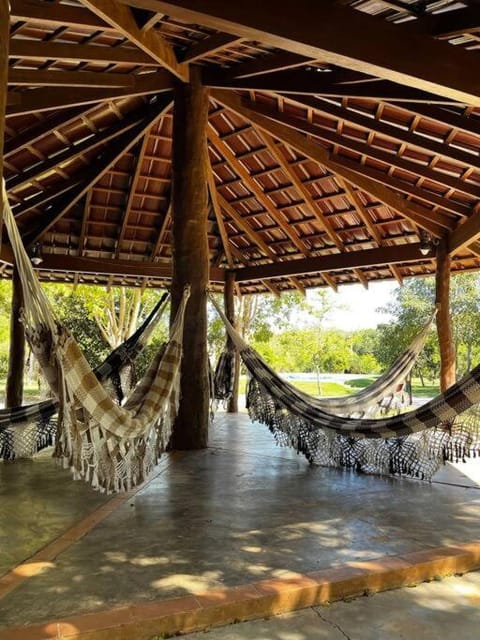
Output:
7 72 172 116
131 0 480 104
9 39 159 66
7 114 144 192
180 33 243 63
335 176 383 247
10 0 116 31
8 69 136 89
234 243 425 282
78 0 188 81
211 91 453 238
114 134 151 258
448 212 480 256
22 98 173 245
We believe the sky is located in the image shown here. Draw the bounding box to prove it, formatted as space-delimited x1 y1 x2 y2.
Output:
305 280 398 332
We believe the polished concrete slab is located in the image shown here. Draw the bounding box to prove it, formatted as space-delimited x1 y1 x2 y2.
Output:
183 571 480 640
0 412 479 629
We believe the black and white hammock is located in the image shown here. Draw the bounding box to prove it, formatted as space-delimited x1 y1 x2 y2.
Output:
211 297 480 480
0 292 169 461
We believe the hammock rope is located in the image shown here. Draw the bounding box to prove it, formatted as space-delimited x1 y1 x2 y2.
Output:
0 293 170 461
211 295 480 479
2 182 189 492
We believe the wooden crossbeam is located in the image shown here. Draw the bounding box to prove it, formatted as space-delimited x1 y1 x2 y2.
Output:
9 39 159 66
6 72 172 116
27 253 226 283
10 0 116 31
179 33 243 63
212 91 452 238
22 98 173 245
234 243 425 282
7 115 144 192
203 71 458 105
128 0 480 105
8 68 136 88
448 212 480 256
79 0 188 81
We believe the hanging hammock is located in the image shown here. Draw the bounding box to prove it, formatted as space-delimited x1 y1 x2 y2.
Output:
2 182 189 492
0 292 169 461
302 314 435 417
211 296 480 480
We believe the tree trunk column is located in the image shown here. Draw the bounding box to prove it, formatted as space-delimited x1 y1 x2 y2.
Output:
435 238 456 391
170 68 210 449
1 0 9 243
224 270 239 413
6 266 26 408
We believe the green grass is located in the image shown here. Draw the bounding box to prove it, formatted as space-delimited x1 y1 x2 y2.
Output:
239 376 354 397
0 379 46 404
343 375 439 397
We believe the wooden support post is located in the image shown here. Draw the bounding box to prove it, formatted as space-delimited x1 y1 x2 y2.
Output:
169 67 210 449
224 270 239 413
435 238 456 391
1 0 9 243
6 266 26 408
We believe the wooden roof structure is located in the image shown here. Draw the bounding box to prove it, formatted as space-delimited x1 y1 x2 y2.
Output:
3 0 480 294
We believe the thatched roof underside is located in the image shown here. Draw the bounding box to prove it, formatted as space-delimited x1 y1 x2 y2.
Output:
4 0 480 293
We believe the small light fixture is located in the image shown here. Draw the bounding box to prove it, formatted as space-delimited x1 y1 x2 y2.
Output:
30 242 43 266
419 230 432 256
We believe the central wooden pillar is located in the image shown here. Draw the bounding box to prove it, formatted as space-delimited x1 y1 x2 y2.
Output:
435 238 456 391
6 266 26 408
169 68 210 449
224 270 239 413
1 0 9 238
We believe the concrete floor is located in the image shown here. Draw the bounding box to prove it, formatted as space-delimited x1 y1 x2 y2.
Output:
183 571 480 640
0 413 479 629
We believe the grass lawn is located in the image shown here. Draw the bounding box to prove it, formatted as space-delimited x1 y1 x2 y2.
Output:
0 380 47 404
345 376 439 398
239 376 354 397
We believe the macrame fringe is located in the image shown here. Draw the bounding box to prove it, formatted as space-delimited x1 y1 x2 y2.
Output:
246 376 480 481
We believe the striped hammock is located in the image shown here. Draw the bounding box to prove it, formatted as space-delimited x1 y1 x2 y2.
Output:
2 182 189 492
0 293 169 461
211 296 480 480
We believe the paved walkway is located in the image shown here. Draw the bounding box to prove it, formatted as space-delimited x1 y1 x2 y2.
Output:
183 571 480 640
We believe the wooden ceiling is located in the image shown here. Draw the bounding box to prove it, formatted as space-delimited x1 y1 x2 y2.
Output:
3 0 480 293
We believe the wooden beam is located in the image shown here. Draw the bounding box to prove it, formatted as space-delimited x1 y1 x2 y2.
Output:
212 91 451 238
23 98 173 244
208 125 313 257
7 114 144 192
448 211 480 255
206 152 234 267
127 0 480 105
7 72 172 116
389 264 403 286
32 253 225 283
204 71 458 105
234 243 425 282
334 176 384 246
231 51 312 78
79 0 188 81
9 39 159 66
179 33 243 63
169 66 210 449
8 68 136 89
10 0 116 31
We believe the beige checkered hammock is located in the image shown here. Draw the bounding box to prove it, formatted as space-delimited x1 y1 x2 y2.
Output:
2 183 189 492
211 296 480 480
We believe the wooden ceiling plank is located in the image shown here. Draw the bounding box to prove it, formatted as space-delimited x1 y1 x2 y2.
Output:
10 0 117 31
78 0 188 81
234 243 425 282
208 124 313 256
7 114 144 191
334 175 383 246
128 0 480 104
9 39 159 66
212 91 450 238
23 97 173 245
114 134 151 258
180 33 243 63
8 68 136 89
7 71 173 116
257 131 344 251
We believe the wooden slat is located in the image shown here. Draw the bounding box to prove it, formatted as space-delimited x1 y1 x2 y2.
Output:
8 68 136 88
128 0 480 104
212 91 452 237
6 71 172 116
79 0 188 81
9 39 158 66
234 243 425 282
